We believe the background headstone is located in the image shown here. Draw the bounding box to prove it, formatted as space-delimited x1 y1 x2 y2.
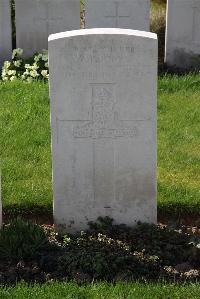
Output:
0 0 12 67
49 28 157 233
165 0 200 70
15 0 80 57
85 0 150 31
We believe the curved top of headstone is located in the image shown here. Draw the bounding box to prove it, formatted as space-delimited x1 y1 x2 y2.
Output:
48 28 157 42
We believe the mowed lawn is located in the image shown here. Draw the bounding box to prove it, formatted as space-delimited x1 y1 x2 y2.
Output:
0 74 199 216
1 282 200 299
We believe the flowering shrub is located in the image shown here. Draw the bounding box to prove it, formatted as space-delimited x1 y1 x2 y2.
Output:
1 48 49 82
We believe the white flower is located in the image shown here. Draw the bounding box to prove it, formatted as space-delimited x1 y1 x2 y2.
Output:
25 64 31 69
12 48 23 59
12 50 17 59
14 60 22 67
34 56 39 62
16 48 23 56
2 71 8 80
32 63 39 70
10 76 17 81
8 70 16 76
42 54 48 61
25 63 37 70
3 61 11 69
30 70 39 77
2 69 7 76
34 54 43 62
2 49 50 82
41 70 48 77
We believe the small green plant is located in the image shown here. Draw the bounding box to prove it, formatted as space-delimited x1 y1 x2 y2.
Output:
1 48 49 82
0 218 49 261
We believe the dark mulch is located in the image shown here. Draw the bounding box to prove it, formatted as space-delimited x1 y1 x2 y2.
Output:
0 217 199 285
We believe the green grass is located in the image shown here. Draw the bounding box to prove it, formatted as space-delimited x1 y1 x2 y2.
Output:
150 0 166 65
0 75 200 216
158 74 200 215
0 81 52 215
0 282 200 299
151 0 166 9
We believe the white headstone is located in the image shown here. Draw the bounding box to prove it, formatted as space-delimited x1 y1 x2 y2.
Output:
165 0 200 70
85 0 150 31
0 0 12 67
49 28 157 233
15 0 80 57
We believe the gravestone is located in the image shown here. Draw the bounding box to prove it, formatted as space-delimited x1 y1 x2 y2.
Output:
0 0 12 67
85 0 150 31
49 28 157 233
15 0 80 57
165 0 200 70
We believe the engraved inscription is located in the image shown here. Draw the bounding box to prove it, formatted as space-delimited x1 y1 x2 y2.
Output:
73 128 136 139
73 84 137 139
34 2 63 36
105 1 130 27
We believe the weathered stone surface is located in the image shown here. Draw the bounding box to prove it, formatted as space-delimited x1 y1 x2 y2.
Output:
85 0 150 30
49 28 157 233
0 0 12 66
165 0 200 70
15 0 80 57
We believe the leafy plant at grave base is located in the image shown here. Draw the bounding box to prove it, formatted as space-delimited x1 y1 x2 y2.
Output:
1 48 49 82
56 234 160 281
0 218 200 284
0 218 50 261
87 217 200 267
45 217 200 282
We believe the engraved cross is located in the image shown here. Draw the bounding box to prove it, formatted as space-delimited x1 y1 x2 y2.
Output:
105 1 130 27
57 83 151 204
57 83 150 141
34 2 63 36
